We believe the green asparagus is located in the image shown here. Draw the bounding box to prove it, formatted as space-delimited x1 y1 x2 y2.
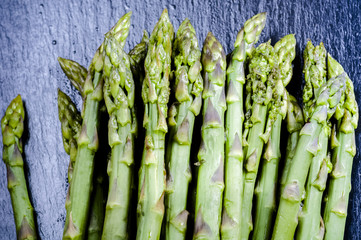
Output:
58 57 88 98
129 30 149 134
62 11 132 240
128 30 149 239
253 34 296 240
302 42 327 121
58 68 108 240
323 54 358 240
221 12 267 240
129 30 149 104
101 27 135 240
136 9 174 240
296 41 330 240
296 128 330 240
129 30 149 150
86 96 109 240
164 18 203 240
193 32 226 240
57 89 82 183
129 30 149 71
2 95 37 240
240 41 278 240
280 94 304 194
272 72 346 240
57 89 82 236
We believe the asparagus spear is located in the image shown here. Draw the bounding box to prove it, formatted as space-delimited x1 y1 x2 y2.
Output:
253 34 296 240
136 9 174 240
86 100 109 240
58 57 88 98
296 128 331 240
129 30 149 70
58 89 82 183
272 73 346 240
1 95 37 240
129 30 149 135
127 30 149 240
62 12 131 240
279 42 324 196
58 89 82 235
302 42 327 121
129 30 149 106
164 18 203 240
240 40 278 240
129 30 149 149
296 41 331 240
101 28 136 240
323 54 358 240
280 94 304 194
221 12 266 240
58 70 108 240
193 32 226 240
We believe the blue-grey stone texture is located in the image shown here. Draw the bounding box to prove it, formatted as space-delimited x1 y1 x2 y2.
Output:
0 0 360 239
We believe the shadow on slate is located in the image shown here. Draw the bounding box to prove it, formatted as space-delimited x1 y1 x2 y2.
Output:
21 102 40 238
0 0 360 239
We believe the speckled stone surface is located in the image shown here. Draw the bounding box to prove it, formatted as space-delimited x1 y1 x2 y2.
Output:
0 0 360 239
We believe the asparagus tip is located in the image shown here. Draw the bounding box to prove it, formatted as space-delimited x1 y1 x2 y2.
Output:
327 53 345 79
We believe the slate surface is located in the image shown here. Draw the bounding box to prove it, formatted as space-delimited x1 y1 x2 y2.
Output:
0 0 360 239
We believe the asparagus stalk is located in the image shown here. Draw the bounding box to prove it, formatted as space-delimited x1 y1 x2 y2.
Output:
58 57 88 98
129 31 149 161
296 41 331 240
221 12 267 240
129 30 149 70
323 54 358 240
58 89 82 236
296 129 331 240
129 30 149 134
62 12 131 240
252 33 296 240
101 28 136 240
193 32 226 240
136 9 174 240
1 95 37 240
302 42 327 121
128 30 149 239
58 70 108 240
272 73 346 240
252 114 283 240
280 94 304 194
86 99 109 240
240 40 278 240
58 89 82 183
129 30 149 105
164 19 203 240
279 42 325 196
129 30 149 148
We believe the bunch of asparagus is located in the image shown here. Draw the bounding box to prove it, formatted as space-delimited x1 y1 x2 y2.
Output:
1 8 358 240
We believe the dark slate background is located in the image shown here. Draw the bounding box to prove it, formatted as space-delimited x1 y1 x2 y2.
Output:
0 0 360 239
